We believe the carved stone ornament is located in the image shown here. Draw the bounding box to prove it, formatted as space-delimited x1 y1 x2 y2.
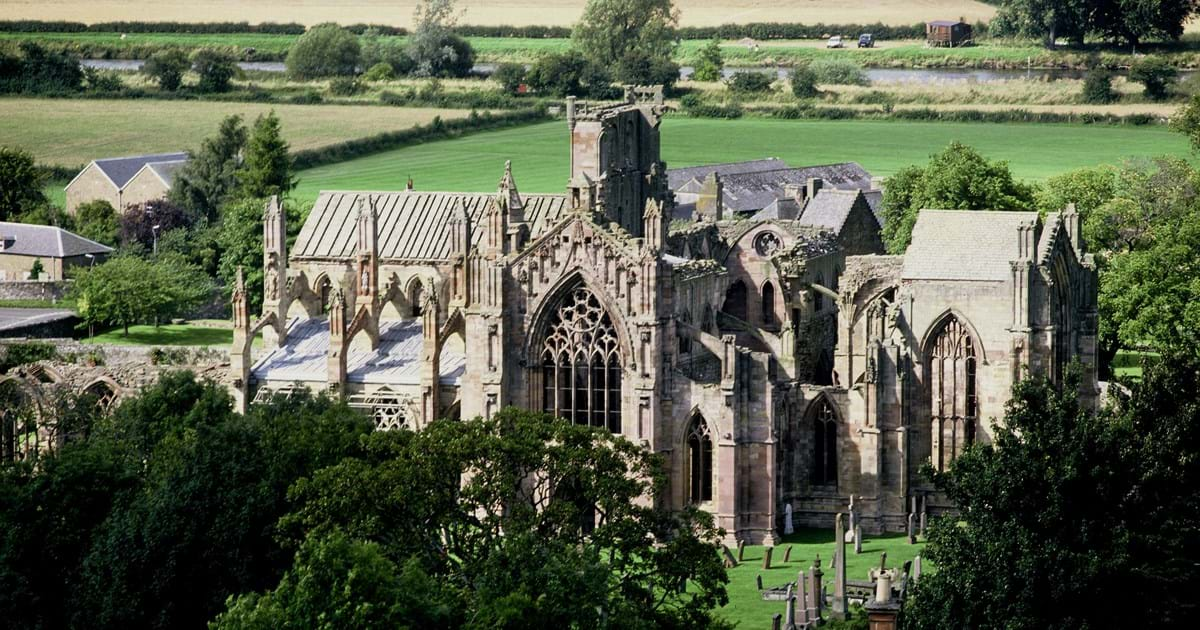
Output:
754 231 782 257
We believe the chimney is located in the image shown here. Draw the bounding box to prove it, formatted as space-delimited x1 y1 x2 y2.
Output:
807 177 824 201
784 183 803 203
696 172 724 221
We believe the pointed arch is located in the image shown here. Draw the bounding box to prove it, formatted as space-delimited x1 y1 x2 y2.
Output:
0 375 44 463
722 279 748 321
760 280 776 325
24 364 63 384
312 273 334 316
685 411 714 505
920 308 988 365
925 314 979 471
81 377 121 415
808 394 839 487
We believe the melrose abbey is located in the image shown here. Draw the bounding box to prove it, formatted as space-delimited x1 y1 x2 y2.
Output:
229 88 1099 542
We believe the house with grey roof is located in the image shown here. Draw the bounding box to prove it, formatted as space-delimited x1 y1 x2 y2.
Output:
65 152 188 216
669 160 879 220
0 221 113 281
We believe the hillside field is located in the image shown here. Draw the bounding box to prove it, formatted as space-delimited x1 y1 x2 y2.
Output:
292 116 1190 202
0 1 997 28
0 98 470 167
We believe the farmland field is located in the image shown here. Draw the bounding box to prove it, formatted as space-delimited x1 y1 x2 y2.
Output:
0 0 997 28
0 98 470 167
292 116 1190 203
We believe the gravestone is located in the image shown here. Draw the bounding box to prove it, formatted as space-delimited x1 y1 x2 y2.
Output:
833 512 848 619
771 613 782 630
757 574 764 590
920 508 927 537
763 546 774 569
721 544 739 568
738 539 746 562
797 571 810 625
854 524 863 554
809 556 824 618
913 555 922 581
784 503 794 535
907 513 916 544
784 545 793 563
784 584 795 628
847 494 858 542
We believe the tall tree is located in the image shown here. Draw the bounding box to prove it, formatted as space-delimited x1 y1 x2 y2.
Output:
879 142 1037 253
1091 0 1200 47
190 48 237 93
993 0 1090 48
142 49 190 91
573 0 679 85
169 115 247 221
284 23 361 79
0 146 47 221
407 0 475 78
905 355 1200 629
237 111 295 200
217 197 300 313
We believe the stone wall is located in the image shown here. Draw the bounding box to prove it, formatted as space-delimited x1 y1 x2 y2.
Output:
0 280 70 301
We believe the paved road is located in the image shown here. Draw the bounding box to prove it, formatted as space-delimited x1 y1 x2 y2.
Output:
0 308 76 332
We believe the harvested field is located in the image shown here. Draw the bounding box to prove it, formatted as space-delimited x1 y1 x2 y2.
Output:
0 98 470 167
0 0 997 28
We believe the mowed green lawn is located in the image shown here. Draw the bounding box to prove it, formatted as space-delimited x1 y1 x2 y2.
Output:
293 117 1189 203
715 528 925 627
83 324 232 346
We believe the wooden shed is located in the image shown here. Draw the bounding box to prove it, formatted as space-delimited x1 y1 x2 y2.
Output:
926 20 972 47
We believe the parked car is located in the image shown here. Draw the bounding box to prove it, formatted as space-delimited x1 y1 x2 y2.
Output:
826 36 844 49
858 34 875 48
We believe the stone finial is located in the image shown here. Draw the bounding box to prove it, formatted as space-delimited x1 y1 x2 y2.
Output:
498 159 524 215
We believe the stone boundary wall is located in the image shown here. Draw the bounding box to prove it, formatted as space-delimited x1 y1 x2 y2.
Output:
0 281 69 302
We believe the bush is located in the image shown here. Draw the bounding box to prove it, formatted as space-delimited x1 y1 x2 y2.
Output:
143 49 190 91
692 39 724 83
362 61 395 82
1081 67 1118 104
727 71 775 93
790 64 819 98
75 199 119 245
82 67 123 92
615 49 679 92
327 76 363 96
679 94 744 119
810 58 869 86
1129 56 1178 102
526 50 613 98
0 341 59 373
191 48 237 93
285 22 361 79
492 62 526 93
360 29 414 77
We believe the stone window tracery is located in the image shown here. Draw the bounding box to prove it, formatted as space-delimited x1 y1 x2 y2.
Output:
930 316 978 471
754 231 781 257
540 286 622 433
686 414 713 504
812 398 838 486
348 388 409 431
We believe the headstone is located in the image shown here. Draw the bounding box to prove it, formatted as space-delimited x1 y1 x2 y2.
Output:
784 545 793 563
854 524 863 554
757 574 764 591
797 572 810 625
737 539 746 562
907 513 916 544
913 555 922 581
784 585 795 628
771 613 782 630
920 508 927 537
763 546 774 570
721 544 739 568
784 503 794 535
910 495 918 514
833 512 848 619
848 494 858 540
810 556 824 618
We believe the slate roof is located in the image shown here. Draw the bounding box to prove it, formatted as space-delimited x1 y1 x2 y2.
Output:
251 318 465 386
901 210 1039 282
0 221 114 258
294 191 569 261
89 152 189 189
796 189 868 232
750 197 802 221
143 159 187 187
666 158 787 190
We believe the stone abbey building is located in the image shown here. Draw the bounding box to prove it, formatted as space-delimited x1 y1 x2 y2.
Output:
230 89 1099 543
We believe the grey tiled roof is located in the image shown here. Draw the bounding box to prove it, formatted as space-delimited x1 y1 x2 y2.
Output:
666 158 787 190
0 221 114 258
144 159 187 187
92 152 189 189
797 189 861 231
294 191 568 261
750 197 802 221
901 210 1039 282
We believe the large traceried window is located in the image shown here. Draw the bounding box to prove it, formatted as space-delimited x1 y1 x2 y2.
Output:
686 414 713 504
929 316 978 471
811 398 838 487
540 286 623 433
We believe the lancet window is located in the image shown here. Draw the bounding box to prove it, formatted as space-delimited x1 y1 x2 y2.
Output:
929 316 978 471
540 286 622 433
812 398 838 486
686 414 714 504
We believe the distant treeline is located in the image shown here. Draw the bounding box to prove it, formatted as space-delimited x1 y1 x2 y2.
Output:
0 20 952 41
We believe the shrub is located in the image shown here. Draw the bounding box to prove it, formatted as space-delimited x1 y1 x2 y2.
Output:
679 94 744 119
82 67 123 92
1081 67 1118 104
0 341 59 372
362 61 395 82
191 48 237 93
285 22 361 79
360 27 414 76
328 76 363 96
143 49 190 91
75 199 119 245
289 89 323 104
790 64 819 99
0 42 83 94
1129 56 1178 101
727 71 775 93
492 62 526 93
810 58 869 86
691 39 724 82
526 50 612 98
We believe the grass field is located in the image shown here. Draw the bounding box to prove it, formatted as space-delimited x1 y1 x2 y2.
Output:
292 117 1191 203
82 323 232 346
715 528 925 626
0 98 469 167
0 1 996 28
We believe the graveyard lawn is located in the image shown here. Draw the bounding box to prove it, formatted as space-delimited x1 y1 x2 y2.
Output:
293 117 1190 204
82 324 232 346
711 527 926 627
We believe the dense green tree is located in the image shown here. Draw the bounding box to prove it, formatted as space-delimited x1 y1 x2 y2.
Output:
1080 66 1117 103
190 49 237 93
526 50 613 98
880 142 1037 253
74 199 119 245
1128 56 1178 101
0 42 83 94
491 62 526 93
407 0 475 78
13 203 73 230
237 111 295 200
905 355 1200 629
170 115 247 220
1091 0 1200 46
0 146 47 221
1169 94 1200 153
360 27 415 77
727 71 773 93
117 198 192 250
217 197 302 313
285 23 361 79
142 49 190 91
790 63 819 99
573 0 678 85
992 0 1089 48
27 258 43 280
70 253 212 335
692 38 724 82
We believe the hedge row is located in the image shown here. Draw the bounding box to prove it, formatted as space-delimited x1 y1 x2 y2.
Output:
762 105 1162 125
0 19 981 41
291 108 550 171
380 88 552 111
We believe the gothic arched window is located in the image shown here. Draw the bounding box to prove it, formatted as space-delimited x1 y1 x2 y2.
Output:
761 281 776 326
929 316 978 471
540 285 623 433
318 277 333 314
812 398 838 486
410 282 424 317
686 414 713 504
723 280 747 321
